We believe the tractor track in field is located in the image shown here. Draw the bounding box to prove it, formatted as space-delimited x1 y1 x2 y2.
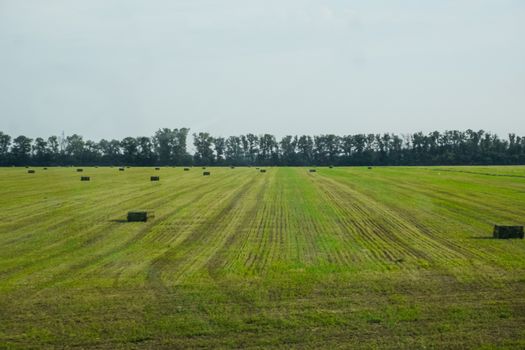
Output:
309 174 432 266
206 174 269 277
1 173 248 291
318 173 520 282
45 173 251 289
334 173 524 264
146 173 260 292
202 174 270 306
320 174 484 261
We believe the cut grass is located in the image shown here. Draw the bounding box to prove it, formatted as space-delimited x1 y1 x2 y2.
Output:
0 166 524 349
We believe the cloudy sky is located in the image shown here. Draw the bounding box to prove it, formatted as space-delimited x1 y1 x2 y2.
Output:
0 0 524 140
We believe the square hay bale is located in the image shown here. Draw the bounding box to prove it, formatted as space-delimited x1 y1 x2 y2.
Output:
184 168 190 171
150 176 160 181
27 170 35 174
203 171 211 176
43 167 48 170
256 167 260 170
155 167 160 170
81 176 90 181
260 169 266 173
77 169 83 172
119 167 125 171
202 167 206 169
127 211 154 222
329 165 334 169
368 166 373 169
309 169 316 173
493 225 524 239
230 166 235 169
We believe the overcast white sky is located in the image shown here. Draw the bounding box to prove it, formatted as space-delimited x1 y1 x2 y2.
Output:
0 0 524 140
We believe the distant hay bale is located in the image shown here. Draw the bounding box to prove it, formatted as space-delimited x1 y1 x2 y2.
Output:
27 170 35 174
119 167 125 171
256 167 260 170
230 166 235 169
368 166 373 169
329 165 334 169
493 225 524 239
260 169 266 173
43 167 48 170
184 168 190 171
126 166 130 169
150 176 160 181
77 168 83 172
81 176 90 181
127 211 154 222
202 167 206 169
155 167 160 170
309 169 316 173
203 171 211 176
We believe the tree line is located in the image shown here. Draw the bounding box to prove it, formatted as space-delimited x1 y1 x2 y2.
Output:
1 128 524 166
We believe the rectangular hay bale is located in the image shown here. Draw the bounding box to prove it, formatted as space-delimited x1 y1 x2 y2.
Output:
81 176 90 181
309 169 316 173
77 169 83 172
150 176 160 181
184 168 190 171
260 169 266 173
119 168 125 171
203 171 211 176
493 225 524 239
27 170 35 174
127 211 154 222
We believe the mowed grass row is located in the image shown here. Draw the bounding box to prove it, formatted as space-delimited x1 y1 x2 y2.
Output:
0 166 524 349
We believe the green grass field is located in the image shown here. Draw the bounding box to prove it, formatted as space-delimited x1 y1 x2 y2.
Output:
1 166 524 349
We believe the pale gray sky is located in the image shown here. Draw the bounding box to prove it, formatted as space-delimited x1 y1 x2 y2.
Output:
0 0 524 140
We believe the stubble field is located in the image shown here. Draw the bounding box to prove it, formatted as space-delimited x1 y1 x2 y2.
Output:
0 166 524 349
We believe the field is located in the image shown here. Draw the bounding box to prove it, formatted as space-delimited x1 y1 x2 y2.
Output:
0 166 524 349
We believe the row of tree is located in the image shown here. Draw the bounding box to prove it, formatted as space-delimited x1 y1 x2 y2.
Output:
1 129 524 166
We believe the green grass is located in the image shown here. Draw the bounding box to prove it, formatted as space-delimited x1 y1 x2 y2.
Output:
0 166 524 349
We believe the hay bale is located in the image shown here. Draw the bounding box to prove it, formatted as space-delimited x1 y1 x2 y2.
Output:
77 168 83 172
155 167 160 170
260 169 266 173
230 166 235 169
119 167 125 171
27 170 35 174
127 211 154 222
43 167 48 170
202 167 206 169
493 225 524 239
203 171 211 176
256 167 260 170
184 168 190 171
329 165 334 169
150 176 160 181
368 166 372 169
81 176 90 181
309 169 316 173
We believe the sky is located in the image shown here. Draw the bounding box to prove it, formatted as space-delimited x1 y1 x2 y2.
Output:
0 0 524 140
